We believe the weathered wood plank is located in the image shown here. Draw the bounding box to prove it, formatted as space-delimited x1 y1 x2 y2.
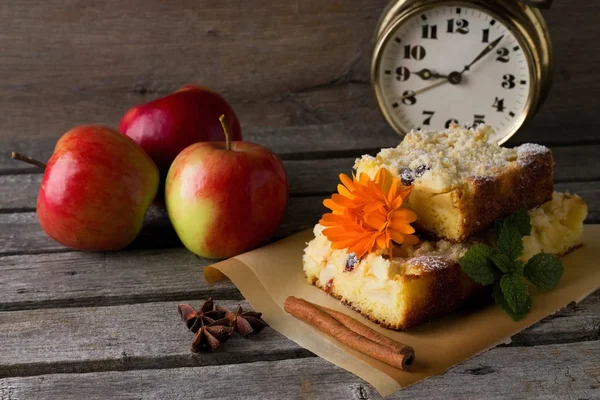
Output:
0 180 598 256
0 121 398 175
1 341 599 399
0 1 377 99
0 1 597 147
0 196 327 256
2 145 598 210
1 297 599 380
0 249 243 311
0 300 313 379
0 0 380 139
0 246 597 349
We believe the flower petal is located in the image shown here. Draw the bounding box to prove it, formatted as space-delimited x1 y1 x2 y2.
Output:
337 184 354 198
389 230 406 245
363 210 387 230
339 174 357 191
389 222 416 234
403 234 420 245
391 195 404 209
331 193 354 208
323 198 344 212
391 208 418 223
375 233 388 250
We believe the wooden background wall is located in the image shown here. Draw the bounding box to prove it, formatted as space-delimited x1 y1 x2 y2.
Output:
0 0 598 147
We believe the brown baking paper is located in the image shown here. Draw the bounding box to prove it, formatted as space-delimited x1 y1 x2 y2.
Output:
204 225 600 397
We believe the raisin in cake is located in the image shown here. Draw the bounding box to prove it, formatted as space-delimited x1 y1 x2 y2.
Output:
354 125 553 242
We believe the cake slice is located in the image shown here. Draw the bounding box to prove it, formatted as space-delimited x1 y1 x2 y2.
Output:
354 125 554 242
303 193 587 330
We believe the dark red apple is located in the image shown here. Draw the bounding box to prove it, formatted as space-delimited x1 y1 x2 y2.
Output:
119 85 242 177
165 116 288 259
14 125 160 252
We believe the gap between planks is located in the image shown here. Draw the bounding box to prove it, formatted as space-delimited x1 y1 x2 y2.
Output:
0 340 599 399
0 299 598 380
0 181 598 257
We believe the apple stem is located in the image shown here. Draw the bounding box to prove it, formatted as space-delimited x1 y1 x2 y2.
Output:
11 152 47 169
219 114 232 151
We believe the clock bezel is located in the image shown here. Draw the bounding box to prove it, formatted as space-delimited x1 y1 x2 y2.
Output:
371 0 553 144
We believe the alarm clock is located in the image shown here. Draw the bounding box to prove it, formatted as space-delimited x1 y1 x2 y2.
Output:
371 0 553 144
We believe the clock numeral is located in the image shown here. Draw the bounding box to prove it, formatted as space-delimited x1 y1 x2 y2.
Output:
445 118 459 128
473 114 486 126
403 45 426 60
421 24 438 39
422 110 435 125
496 47 510 63
492 97 506 112
402 90 417 106
395 66 411 81
447 18 469 34
482 28 490 43
502 74 516 89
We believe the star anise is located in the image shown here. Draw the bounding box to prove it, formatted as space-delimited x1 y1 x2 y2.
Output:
217 304 269 337
177 298 226 332
190 318 234 352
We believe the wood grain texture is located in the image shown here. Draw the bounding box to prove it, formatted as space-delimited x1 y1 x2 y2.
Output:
1 341 599 400
0 298 598 380
0 194 327 256
0 249 243 311
0 121 398 175
0 300 313 378
0 248 598 345
0 1 598 396
2 144 599 210
0 0 380 139
1 180 597 256
0 1 597 146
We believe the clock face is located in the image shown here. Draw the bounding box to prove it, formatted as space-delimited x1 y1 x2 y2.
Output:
376 5 533 143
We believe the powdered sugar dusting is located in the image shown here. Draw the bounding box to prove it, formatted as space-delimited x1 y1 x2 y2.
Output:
517 143 550 156
354 124 518 192
405 255 453 272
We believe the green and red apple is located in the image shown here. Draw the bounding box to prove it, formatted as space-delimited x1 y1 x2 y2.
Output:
30 125 159 251
165 116 288 259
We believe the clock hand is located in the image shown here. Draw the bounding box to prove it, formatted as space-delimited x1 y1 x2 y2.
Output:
400 79 448 100
414 69 449 81
400 37 504 100
461 35 504 74
443 35 505 85
415 69 450 80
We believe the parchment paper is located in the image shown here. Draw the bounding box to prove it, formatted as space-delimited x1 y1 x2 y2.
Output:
204 225 600 397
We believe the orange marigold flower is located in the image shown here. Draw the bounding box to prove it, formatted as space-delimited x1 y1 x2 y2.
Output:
320 168 418 258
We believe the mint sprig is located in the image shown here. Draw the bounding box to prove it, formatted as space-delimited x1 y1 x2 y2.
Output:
460 208 564 321
459 244 499 285
524 253 564 292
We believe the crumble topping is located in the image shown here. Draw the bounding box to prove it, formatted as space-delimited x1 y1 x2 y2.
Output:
355 125 548 193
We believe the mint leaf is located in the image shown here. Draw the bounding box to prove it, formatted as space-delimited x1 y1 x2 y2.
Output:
497 225 524 261
506 208 532 237
500 273 530 318
512 260 525 275
459 244 499 285
493 282 531 321
491 253 512 273
496 208 532 238
524 253 564 291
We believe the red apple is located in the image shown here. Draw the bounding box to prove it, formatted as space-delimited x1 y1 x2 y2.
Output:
119 85 242 177
165 116 288 259
15 125 160 252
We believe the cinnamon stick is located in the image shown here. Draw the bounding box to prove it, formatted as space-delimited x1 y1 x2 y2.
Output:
315 304 412 355
284 296 415 370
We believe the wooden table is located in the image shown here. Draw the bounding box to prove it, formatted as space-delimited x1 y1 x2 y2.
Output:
1 1 599 399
